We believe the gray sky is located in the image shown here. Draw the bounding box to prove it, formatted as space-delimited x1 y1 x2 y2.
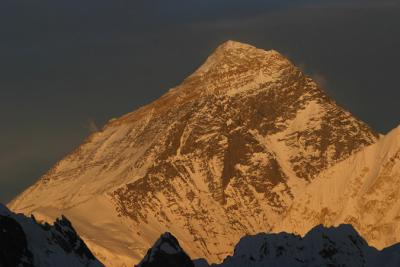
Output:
1 0 399 203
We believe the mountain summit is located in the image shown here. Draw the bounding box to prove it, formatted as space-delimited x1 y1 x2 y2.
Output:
9 41 382 266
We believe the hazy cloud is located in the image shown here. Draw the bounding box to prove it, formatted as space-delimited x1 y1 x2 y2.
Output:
86 119 99 133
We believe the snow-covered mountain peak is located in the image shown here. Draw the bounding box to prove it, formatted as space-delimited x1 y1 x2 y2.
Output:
152 232 183 255
136 232 194 267
107 41 296 129
186 40 289 96
205 40 281 61
217 40 256 50
9 41 379 266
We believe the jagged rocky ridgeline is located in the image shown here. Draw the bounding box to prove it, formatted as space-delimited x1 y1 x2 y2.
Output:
0 204 103 267
9 40 400 266
138 225 400 267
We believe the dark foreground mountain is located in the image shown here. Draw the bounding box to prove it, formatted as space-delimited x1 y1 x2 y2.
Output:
135 232 194 267
138 225 400 267
0 204 103 267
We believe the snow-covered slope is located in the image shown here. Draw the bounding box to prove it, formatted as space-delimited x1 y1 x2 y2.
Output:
0 203 103 267
277 125 400 249
137 225 400 267
9 40 379 266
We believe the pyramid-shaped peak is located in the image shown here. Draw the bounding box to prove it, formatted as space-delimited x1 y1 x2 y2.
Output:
211 40 280 58
217 40 257 51
136 232 194 267
153 232 182 253
191 40 287 78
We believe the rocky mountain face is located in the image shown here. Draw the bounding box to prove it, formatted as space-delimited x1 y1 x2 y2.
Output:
9 40 388 266
0 204 103 267
138 225 400 267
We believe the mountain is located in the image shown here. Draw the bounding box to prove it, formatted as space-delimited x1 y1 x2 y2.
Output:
220 224 400 267
137 225 400 267
9 40 382 266
135 232 194 267
277 125 400 249
0 203 103 267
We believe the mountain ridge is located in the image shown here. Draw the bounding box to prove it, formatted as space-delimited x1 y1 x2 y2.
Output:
277 124 400 249
136 224 400 267
0 203 104 267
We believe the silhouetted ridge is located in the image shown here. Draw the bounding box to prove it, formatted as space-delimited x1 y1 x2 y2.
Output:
137 225 400 267
136 232 194 267
0 203 103 267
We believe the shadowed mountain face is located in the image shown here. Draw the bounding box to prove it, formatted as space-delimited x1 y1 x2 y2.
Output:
0 213 33 267
135 232 194 267
0 204 103 267
138 225 400 267
9 41 383 266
